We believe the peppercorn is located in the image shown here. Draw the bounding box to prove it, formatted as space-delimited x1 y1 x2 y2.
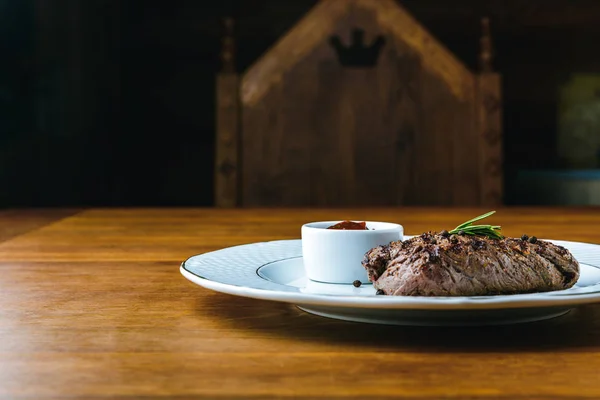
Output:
440 230 449 237
458 230 465 236
471 240 484 250
450 235 458 243
521 234 529 241
430 238 437 245
529 236 537 244
353 280 362 288
376 289 385 295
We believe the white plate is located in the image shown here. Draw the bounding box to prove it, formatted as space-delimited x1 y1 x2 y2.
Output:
180 237 600 326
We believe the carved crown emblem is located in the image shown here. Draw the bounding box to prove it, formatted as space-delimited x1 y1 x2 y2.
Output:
330 28 386 68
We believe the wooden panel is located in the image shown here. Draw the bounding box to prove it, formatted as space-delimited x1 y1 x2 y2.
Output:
215 74 240 207
357 0 474 100
241 0 349 107
241 0 474 106
476 73 503 205
241 0 482 206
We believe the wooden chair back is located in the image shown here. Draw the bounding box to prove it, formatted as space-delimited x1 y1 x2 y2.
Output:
215 0 502 207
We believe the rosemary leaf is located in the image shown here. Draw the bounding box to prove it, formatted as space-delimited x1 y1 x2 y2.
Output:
454 211 497 230
448 211 503 239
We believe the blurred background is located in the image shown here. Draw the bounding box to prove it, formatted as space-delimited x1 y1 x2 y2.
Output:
2 0 600 208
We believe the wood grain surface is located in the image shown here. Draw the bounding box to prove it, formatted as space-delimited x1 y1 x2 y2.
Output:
0 208 78 243
2 207 600 399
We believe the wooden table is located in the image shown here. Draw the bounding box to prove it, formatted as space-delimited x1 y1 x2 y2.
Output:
2 207 600 399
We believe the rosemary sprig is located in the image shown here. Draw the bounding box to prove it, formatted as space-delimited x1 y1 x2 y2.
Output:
448 211 503 239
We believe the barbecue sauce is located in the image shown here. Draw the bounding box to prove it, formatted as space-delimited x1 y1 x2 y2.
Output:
327 220 368 230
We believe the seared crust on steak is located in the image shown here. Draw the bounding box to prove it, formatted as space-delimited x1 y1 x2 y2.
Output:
362 233 579 296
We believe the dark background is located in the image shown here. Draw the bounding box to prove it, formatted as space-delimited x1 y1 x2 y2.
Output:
1 0 598 207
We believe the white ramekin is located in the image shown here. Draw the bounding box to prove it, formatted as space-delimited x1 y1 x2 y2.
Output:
301 221 403 284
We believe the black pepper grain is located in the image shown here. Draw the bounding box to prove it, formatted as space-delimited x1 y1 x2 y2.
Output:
429 251 439 262
450 235 458 243
376 289 385 295
556 245 568 255
353 280 361 287
440 230 449 237
529 236 537 244
458 230 465 236
471 239 485 250
430 238 437 245
521 234 529 241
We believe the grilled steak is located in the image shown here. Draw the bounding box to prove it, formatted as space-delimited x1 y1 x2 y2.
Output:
362 232 579 296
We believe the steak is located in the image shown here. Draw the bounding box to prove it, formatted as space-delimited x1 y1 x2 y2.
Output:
362 232 580 296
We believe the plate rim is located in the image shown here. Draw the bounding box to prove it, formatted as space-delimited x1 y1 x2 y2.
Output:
180 238 600 311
